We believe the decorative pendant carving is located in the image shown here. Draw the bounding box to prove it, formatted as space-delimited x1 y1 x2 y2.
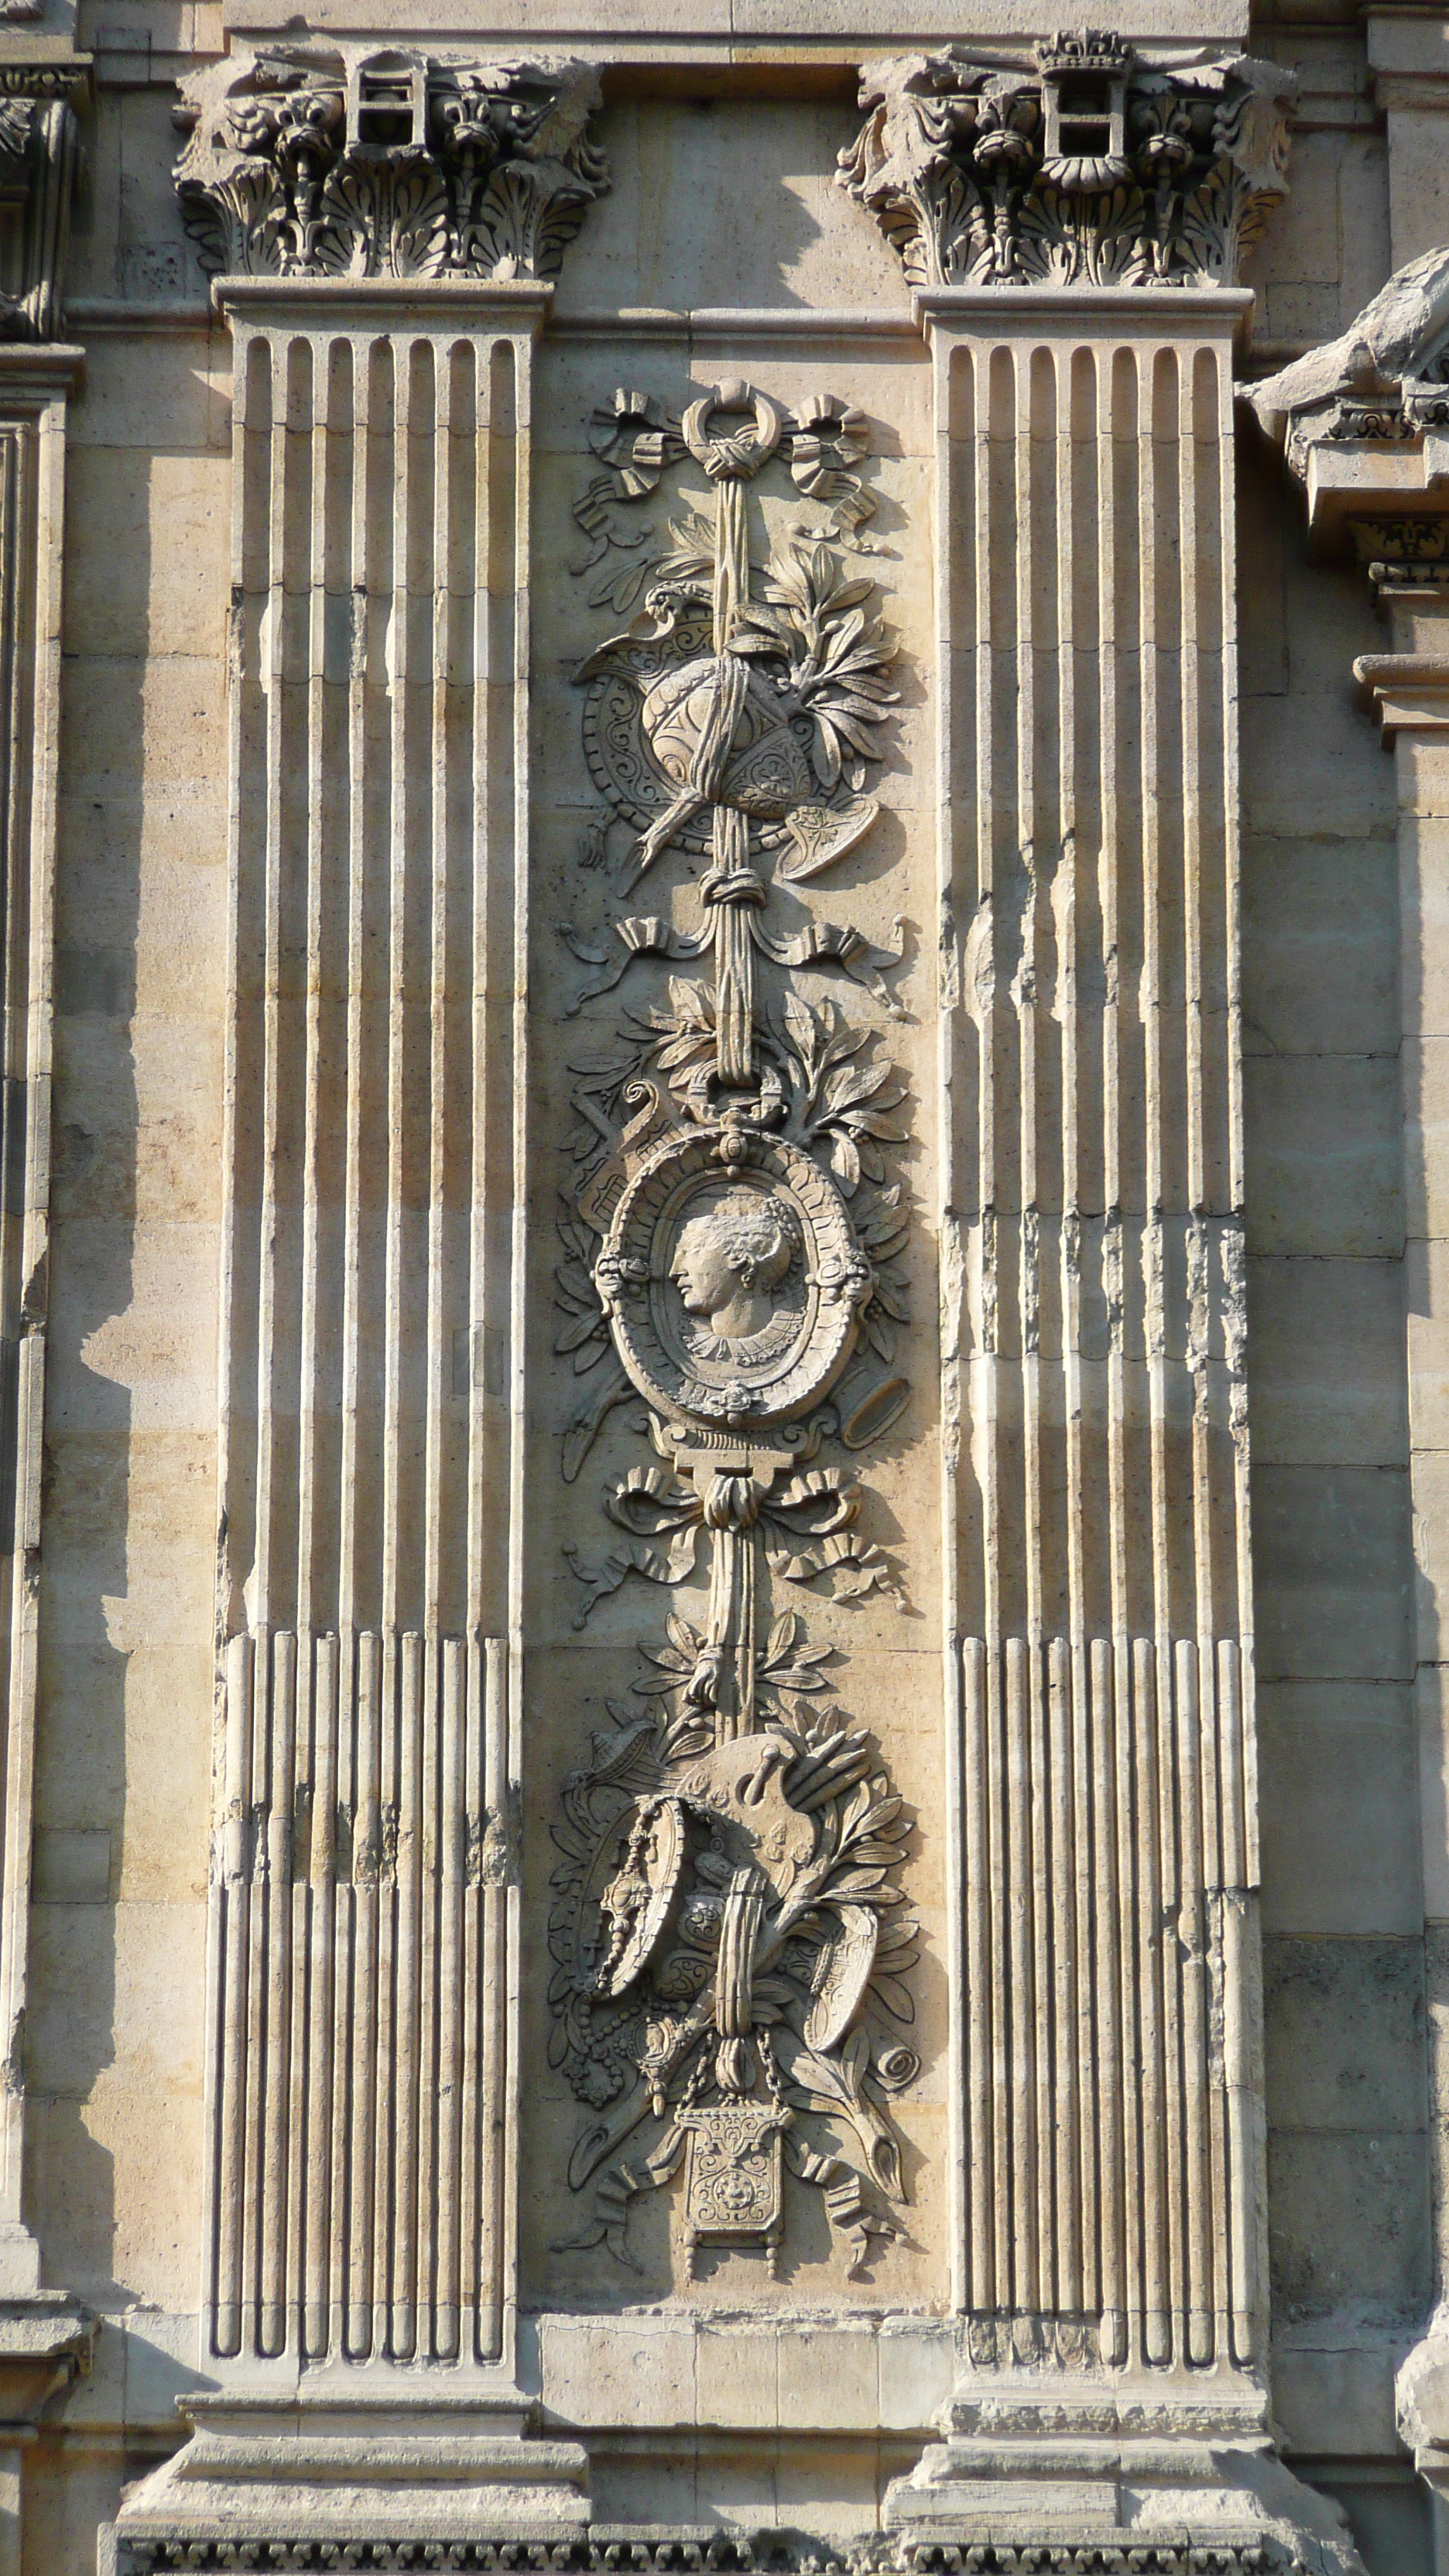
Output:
173 44 608 283
837 29 1293 290
550 383 917 2278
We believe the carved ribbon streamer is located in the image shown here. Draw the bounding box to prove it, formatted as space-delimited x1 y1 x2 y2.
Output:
563 910 905 1015
567 1459 904 1630
564 1464 704 1624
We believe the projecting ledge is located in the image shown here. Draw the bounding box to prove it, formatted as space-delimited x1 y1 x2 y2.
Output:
884 2404 1368 2574
109 2376 591 2564
210 275 555 333
913 284 1255 344
0 2287 94 2426
1355 650 1449 738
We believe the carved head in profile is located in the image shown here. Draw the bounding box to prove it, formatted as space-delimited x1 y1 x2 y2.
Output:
670 1186 801 1345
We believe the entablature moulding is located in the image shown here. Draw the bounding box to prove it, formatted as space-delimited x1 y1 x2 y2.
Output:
215 3 1258 60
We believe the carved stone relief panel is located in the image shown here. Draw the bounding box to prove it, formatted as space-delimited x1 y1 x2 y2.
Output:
523 343 943 2304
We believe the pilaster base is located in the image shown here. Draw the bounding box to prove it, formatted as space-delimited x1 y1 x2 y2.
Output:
109 2377 592 2571
884 2383 1366 2576
0 2280 94 2417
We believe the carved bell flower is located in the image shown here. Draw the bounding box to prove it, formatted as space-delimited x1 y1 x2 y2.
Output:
972 123 1034 183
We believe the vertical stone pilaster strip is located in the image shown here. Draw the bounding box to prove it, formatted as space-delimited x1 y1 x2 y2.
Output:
0 348 84 2295
1351 546 1449 2537
923 289 1261 2375
204 280 546 2373
1247 289 1449 2540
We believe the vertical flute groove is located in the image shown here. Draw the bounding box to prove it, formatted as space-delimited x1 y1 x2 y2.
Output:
945 301 1256 2369
207 307 533 2366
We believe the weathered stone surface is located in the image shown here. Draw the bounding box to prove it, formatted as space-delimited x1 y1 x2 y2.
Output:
0 12 1440 2576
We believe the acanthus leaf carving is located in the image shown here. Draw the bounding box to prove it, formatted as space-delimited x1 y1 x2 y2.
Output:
550 385 919 2278
0 67 84 342
173 44 608 283
837 30 1293 291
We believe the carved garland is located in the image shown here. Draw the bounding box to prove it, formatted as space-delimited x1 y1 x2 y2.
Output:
550 383 918 2280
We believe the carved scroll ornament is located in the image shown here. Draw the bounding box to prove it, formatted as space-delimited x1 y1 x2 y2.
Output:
173 45 608 282
838 29 1293 290
550 384 918 2280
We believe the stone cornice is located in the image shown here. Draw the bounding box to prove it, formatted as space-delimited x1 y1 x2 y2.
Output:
1354 648 1449 738
1245 247 1449 546
1247 243 1449 478
173 43 609 287
212 272 553 333
836 32 1293 290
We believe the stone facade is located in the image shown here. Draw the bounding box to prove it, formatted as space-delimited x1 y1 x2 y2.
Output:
0 0 1437 2571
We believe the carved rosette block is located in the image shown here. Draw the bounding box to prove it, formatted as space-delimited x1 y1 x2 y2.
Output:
838 33 1293 292
173 45 608 284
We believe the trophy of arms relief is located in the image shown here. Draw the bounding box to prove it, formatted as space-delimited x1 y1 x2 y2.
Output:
550 382 919 2280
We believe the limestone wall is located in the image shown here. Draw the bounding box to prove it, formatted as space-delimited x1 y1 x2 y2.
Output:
0 7 1439 2574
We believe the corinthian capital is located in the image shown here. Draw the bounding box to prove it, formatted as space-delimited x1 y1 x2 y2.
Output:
173 44 608 286
837 31 1293 292
0 66 84 341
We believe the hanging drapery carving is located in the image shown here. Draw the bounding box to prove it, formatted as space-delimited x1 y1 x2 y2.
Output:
549 382 919 2279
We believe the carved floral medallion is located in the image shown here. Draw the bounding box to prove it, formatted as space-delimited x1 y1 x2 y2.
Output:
549 382 919 2279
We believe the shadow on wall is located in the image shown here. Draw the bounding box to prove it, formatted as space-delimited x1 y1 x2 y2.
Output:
23 522 145 2301
1238 422 1428 2576
552 94 909 316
